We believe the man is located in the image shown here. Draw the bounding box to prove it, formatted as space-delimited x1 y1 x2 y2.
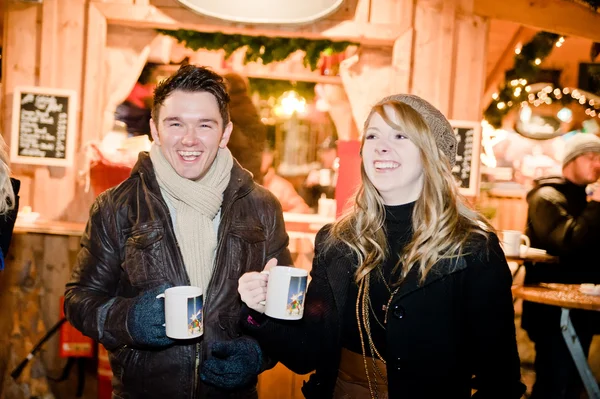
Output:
522 132 600 399
223 72 266 184
64 65 292 398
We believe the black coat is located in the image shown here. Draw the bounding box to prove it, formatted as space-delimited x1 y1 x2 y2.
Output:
243 228 525 399
522 176 600 334
1 178 20 257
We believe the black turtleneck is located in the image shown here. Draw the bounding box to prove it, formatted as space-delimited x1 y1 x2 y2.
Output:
341 201 415 359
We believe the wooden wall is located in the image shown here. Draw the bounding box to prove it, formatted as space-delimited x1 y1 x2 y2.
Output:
1 0 93 222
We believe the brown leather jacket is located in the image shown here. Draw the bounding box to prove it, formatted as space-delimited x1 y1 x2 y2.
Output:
65 152 292 399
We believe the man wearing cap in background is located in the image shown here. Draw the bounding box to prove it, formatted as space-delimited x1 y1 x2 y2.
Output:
522 132 600 399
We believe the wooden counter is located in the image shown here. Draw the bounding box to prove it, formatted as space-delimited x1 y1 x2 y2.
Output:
0 220 89 399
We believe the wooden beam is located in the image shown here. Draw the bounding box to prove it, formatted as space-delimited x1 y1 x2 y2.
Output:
474 0 600 43
482 26 536 111
81 3 107 145
91 2 402 45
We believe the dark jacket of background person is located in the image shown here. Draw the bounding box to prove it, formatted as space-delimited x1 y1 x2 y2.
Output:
0 178 20 257
242 227 525 399
64 153 292 398
522 176 600 334
224 73 266 184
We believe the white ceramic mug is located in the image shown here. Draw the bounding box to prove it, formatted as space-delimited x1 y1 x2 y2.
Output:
261 266 308 320
501 230 530 257
156 286 203 339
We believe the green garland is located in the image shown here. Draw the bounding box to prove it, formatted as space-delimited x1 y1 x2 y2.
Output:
157 30 356 71
247 78 316 102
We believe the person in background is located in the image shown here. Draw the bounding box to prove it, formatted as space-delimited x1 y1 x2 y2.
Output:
261 142 311 214
64 65 292 398
0 134 20 269
238 94 525 398
224 72 266 184
115 62 158 138
522 132 600 399
301 136 338 210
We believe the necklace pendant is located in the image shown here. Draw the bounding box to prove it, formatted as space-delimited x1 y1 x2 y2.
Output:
382 304 387 311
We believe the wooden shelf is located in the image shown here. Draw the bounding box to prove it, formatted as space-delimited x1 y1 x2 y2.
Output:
157 62 342 85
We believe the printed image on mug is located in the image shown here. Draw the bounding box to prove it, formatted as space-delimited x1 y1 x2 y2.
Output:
263 266 309 320
187 296 203 337
157 286 203 340
286 276 307 316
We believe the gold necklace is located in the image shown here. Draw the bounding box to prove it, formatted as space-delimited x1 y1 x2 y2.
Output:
383 286 401 324
356 273 389 399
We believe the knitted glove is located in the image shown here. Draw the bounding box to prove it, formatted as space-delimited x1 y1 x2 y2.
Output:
127 284 174 348
200 337 263 389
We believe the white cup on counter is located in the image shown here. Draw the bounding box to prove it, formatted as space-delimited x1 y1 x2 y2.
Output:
501 230 530 257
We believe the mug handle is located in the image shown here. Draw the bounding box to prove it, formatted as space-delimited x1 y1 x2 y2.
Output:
521 235 530 249
520 234 531 256
156 293 166 326
258 270 270 306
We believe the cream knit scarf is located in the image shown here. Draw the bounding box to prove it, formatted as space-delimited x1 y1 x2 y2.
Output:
150 144 233 292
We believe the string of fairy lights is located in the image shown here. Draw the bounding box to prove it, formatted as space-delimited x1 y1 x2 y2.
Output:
484 32 600 128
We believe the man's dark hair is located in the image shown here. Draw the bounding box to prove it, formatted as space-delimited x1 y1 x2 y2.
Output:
152 65 230 129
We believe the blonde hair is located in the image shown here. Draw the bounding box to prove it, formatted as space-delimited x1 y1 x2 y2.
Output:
0 135 15 215
326 101 492 285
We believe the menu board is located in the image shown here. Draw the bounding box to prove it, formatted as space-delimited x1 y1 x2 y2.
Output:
10 86 77 167
450 120 481 197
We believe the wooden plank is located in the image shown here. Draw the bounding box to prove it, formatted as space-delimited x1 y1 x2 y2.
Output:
92 2 404 45
437 0 457 116
451 13 488 121
81 3 107 145
474 0 600 43
390 28 414 94
352 0 370 23
482 26 536 111
412 0 454 113
1 3 39 151
370 0 412 31
34 0 86 221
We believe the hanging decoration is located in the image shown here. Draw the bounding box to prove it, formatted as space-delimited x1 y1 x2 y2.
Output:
156 30 356 71
484 31 600 128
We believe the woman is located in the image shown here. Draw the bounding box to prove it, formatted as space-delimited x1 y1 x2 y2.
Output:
0 134 20 269
238 94 525 398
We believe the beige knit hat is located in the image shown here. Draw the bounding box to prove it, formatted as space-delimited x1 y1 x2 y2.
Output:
562 133 600 167
371 94 457 166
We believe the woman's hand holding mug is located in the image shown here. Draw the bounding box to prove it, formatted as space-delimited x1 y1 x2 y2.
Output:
238 258 277 313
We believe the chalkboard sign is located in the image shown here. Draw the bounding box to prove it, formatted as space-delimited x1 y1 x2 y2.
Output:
450 120 481 197
10 86 77 167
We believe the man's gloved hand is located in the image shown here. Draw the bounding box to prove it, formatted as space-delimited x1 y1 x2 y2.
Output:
200 336 262 390
127 283 174 348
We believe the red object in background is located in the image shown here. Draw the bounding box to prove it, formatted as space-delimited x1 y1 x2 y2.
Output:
59 297 94 358
97 344 113 399
89 144 133 196
335 140 362 217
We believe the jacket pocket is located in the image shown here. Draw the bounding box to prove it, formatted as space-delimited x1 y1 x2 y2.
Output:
225 225 267 279
123 222 166 287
